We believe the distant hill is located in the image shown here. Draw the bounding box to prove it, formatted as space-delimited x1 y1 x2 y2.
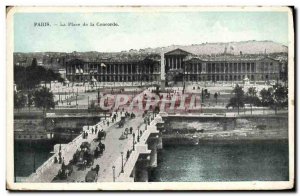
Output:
137 40 288 55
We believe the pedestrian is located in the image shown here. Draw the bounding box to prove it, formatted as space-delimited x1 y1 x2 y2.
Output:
97 131 101 140
54 156 58 163
95 164 100 175
126 150 130 160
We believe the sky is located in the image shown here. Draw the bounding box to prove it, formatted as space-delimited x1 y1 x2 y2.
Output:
14 11 288 52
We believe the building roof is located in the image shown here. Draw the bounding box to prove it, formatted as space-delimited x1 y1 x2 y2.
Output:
66 53 161 64
183 54 280 63
165 48 192 56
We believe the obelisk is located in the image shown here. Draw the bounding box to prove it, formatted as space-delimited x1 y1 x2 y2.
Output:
160 52 166 90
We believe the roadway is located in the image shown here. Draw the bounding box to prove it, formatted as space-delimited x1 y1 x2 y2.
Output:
65 114 146 182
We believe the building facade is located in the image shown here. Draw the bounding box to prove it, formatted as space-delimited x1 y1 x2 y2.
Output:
65 57 161 83
65 48 286 84
183 56 283 82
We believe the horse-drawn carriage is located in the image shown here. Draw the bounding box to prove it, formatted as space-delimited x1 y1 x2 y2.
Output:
85 170 98 182
118 116 126 128
72 142 94 170
85 164 100 182
130 112 136 118
98 130 107 140
53 163 73 181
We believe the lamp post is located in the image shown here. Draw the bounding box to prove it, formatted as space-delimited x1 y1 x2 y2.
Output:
121 152 124 173
33 151 36 173
132 133 135 151
112 166 115 182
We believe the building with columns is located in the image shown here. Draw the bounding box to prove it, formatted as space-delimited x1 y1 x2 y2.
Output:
65 54 161 83
65 48 286 84
183 55 284 83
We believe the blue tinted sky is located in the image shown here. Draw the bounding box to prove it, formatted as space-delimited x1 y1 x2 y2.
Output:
14 12 288 52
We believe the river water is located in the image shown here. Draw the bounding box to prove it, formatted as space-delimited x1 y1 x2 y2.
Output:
14 142 53 178
15 138 289 182
150 140 289 182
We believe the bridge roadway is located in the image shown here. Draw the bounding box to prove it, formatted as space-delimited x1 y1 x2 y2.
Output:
26 111 154 182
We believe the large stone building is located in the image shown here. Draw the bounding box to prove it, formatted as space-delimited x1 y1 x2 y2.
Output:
65 48 287 84
183 54 285 82
65 54 161 83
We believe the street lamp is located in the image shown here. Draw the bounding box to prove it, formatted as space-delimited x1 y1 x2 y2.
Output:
112 166 115 182
121 152 124 173
132 133 135 151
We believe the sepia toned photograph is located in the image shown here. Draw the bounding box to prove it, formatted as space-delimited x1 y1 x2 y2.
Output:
6 6 294 190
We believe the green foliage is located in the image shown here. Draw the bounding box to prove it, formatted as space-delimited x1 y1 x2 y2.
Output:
259 83 288 112
260 88 274 107
14 63 64 90
14 91 27 111
273 84 288 108
27 91 34 110
31 58 38 67
33 87 55 112
245 87 261 106
227 85 245 113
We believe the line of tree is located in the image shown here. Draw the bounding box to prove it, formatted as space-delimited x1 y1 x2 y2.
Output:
14 58 64 90
227 83 288 114
14 87 55 114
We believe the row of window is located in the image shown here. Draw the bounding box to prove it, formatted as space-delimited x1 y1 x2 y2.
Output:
182 62 279 73
15 135 45 139
184 74 279 81
67 75 159 82
67 64 159 74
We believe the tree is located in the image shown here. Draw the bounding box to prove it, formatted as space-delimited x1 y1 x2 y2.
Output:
226 85 245 114
260 88 274 107
214 92 218 105
273 83 288 114
27 92 34 112
259 84 288 114
33 87 55 115
14 63 64 90
245 87 260 114
14 66 27 89
14 91 27 112
31 58 38 67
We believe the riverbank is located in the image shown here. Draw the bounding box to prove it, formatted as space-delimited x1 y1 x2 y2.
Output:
162 127 288 146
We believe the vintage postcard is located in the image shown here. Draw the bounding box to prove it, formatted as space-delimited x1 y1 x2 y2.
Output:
6 6 295 191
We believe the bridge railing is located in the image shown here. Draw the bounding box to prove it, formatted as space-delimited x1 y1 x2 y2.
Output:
116 114 162 181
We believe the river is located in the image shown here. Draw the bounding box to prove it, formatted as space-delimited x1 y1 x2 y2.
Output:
15 137 289 182
150 140 289 182
14 141 53 178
